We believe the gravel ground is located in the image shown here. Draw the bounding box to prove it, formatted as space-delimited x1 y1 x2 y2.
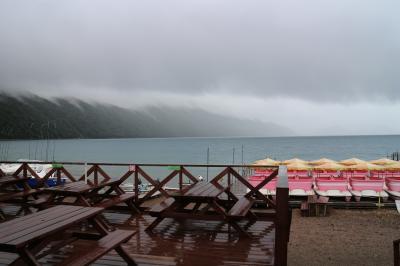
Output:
288 208 400 266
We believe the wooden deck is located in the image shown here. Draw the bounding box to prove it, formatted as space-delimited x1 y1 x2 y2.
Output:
0 207 275 266
0 162 289 265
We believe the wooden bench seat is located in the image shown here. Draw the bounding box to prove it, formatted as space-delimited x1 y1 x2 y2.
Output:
94 193 135 209
60 229 136 266
227 197 255 219
0 188 42 202
300 201 309 217
149 198 175 216
27 197 50 209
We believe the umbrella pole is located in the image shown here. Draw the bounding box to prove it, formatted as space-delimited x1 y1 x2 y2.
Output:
379 194 381 208
377 193 383 208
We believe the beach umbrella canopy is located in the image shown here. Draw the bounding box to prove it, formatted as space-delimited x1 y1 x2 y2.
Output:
252 158 280 166
383 162 400 170
340 158 366 165
369 158 397 165
309 158 337 165
282 158 309 165
313 162 345 170
286 162 312 170
345 162 383 170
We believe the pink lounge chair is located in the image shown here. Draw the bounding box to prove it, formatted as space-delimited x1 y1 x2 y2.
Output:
254 169 274 175
287 170 309 179
349 177 385 192
296 170 309 177
248 175 277 190
353 171 368 178
312 170 340 179
288 177 313 191
249 172 267 180
313 172 332 178
341 171 352 179
385 171 400 178
370 170 385 179
315 177 349 192
342 170 368 179
386 177 400 192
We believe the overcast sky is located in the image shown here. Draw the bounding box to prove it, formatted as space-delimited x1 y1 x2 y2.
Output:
0 0 399 136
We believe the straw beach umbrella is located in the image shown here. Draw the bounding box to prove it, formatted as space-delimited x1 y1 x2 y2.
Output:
340 158 366 165
313 162 345 170
344 162 383 170
369 158 397 165
252 158 280 166
383 162 400 171
286 162 312 170
309 158 337 165
282 158 308 165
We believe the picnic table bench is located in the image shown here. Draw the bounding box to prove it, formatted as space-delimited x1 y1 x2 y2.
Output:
0 175 31 189
303 195 329 217
0 205 137 265
42 180 139 213
146 182 256 236
0 175 42 219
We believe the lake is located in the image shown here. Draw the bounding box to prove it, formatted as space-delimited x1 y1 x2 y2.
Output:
1 135 399 182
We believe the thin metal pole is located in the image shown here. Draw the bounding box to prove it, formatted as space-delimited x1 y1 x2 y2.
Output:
5 143 9 161
52 140 56 162
52 122 57 161
0 143 3 161
206 147 209 182
241 144 244 176
84 162 88 183
34 141 38 160
45 120 50 161
232 147 235 184
28 123 34 159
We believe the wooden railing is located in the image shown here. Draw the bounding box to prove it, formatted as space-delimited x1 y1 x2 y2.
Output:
0 160 290 265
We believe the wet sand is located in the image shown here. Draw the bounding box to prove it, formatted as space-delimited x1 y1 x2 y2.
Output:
288 208 400 266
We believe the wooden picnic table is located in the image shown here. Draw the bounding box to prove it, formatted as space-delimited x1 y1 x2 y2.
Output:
146 182 256 236
42 179 139 213
0 205 136 265
0 175 42 219
0 175 30 189
0 175 31 199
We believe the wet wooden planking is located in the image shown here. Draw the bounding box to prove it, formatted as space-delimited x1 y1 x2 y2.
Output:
0 210 275 266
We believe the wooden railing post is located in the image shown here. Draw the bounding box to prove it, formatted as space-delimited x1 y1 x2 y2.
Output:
227 167 231 201
93 164 98 184
56 168 61 184
134 165 139 203
274 165 289 266
22 163 28 179
179 166 183 192
394 239 400 266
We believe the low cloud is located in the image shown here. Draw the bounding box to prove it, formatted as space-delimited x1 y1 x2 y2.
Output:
0 0 399 135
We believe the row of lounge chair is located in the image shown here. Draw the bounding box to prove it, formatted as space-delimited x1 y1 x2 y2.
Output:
248 169 400 201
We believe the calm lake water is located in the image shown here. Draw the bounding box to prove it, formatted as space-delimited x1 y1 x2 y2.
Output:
0 135 399 182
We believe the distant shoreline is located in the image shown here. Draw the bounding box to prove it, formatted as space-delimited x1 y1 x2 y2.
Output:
1 134 400 141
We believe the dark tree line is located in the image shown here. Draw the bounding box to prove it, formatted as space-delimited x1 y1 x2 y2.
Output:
0 93 289 139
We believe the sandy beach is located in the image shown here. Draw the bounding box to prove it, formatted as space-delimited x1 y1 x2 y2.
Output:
288 208 400 266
